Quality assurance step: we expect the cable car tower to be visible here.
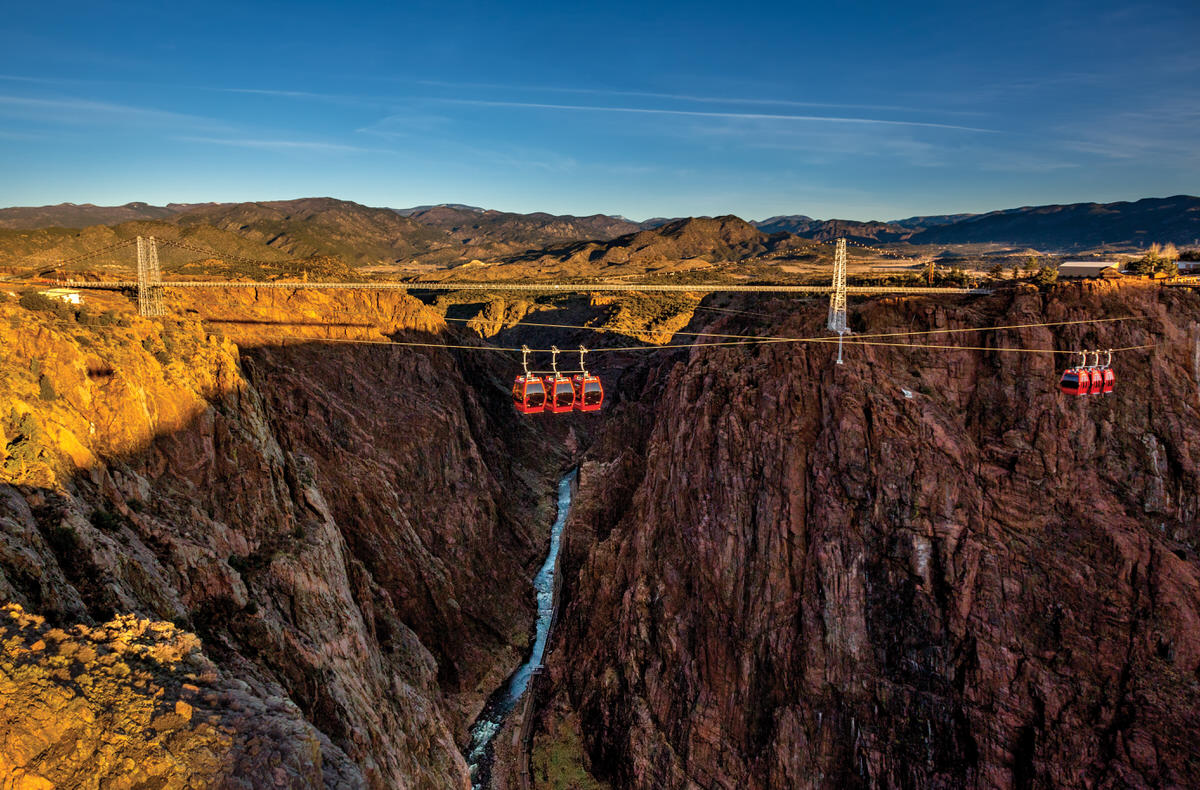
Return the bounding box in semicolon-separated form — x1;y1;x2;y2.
827;238;849;364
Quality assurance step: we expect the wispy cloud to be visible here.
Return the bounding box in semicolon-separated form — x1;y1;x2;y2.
356;115;579;171
177;135;373;153
221;88;333;99
1053;94;1200;164
689;122;953;167
0;95;229;131
431;98;998;133
356;112;454;136
412;78;957;115
213;87;380;108
0;129;48;141
0;74;67;84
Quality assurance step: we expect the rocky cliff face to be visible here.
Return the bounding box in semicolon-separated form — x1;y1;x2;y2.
0;288;558;788
542;281;1200;788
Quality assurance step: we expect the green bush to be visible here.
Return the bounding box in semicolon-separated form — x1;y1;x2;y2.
38;375;56;402
45;523;80;558
90;508;122;532
18;292;63;313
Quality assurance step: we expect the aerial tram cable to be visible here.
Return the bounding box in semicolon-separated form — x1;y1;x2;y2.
250;314;1154;357
441;313;1144;347
239;311;1156;413
836;339;1152;355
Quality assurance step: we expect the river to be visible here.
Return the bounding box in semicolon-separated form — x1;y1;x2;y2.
464;470;575;788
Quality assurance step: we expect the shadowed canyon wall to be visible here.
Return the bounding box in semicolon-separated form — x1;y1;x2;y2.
0;289;562;788
5;281;1200;789
541;281;1200;789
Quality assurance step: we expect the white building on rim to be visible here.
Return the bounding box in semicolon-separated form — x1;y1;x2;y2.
1056;261;1123;279
38;287;83;304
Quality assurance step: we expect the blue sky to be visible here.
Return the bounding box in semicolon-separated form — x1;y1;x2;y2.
1;0;1197;221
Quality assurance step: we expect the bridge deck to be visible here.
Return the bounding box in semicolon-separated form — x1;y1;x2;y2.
64;280;989;295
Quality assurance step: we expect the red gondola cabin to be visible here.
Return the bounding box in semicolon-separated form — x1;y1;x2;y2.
1087;368;1104;395
572;374;604;412
512;376;547;414
1102;367;1115;394
544;375;576;413
1059;368;1089;396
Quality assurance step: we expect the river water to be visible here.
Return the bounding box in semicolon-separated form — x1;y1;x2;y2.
464;470;576;788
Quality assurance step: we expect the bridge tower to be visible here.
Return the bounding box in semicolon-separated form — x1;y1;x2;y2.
136;235;164;317
827;238;849;364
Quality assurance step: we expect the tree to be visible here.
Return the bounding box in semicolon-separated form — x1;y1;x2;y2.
1130;242;1181;276
987;262;1006;279
1033;265;1058;290
1128;256;1157;276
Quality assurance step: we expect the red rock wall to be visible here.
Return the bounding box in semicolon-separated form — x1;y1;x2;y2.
0;289;559;788
546;282;1200;789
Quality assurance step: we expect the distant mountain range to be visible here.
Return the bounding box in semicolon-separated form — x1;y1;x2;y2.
0;202;208;230
0;196;1196;262
750;196;1200;249
902;195;1200;248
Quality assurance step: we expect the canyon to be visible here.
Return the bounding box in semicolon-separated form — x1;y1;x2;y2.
538;280;1200;788
1;278;1199;788
0;287;566;787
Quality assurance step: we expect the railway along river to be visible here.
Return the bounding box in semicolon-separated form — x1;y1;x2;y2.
464;470;576;788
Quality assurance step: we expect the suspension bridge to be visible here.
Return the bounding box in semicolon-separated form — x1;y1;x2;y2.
15;235;1159;384
43;235;988;318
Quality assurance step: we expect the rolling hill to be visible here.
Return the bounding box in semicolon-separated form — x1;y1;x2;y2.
398;204;643;250
168;198;450;267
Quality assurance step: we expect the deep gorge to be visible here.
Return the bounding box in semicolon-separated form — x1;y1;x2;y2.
2;281;1200;788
